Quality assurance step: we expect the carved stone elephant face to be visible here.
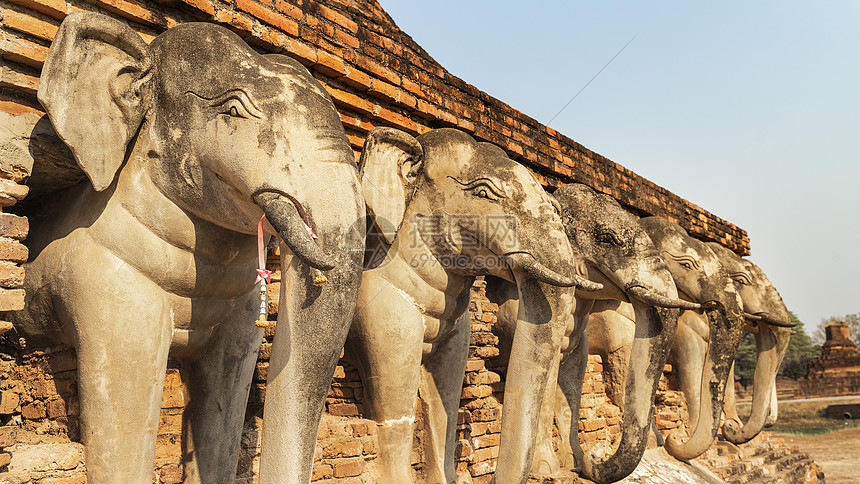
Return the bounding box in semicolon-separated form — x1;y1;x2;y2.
361;127;579;285
26;12;365;483
39;14;358;269
706;243;794;444
638;217;744;461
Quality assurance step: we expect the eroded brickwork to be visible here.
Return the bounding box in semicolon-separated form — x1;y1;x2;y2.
1;0;749;252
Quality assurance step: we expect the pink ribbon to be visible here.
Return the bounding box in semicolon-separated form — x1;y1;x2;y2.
256;215;272;284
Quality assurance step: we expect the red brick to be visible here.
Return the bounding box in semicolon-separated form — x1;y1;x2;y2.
0;238;27;263
257;26;290;51
333;459;364;478
7;0;67;19
159;464;183;484
179;0;215;16
311;463;332;481
0;35;49;69
0;214;28;240
367;78;397;102
0;392;19;414
315;50;347;77
372;107;418;135
285;37;317;65
341;66;372;90
214;10;254;35
274;0;303;21
0;426;16;447
2;9;59;41
46;398;67;418
354;54;400;85
90;0;178;30
334;28;359;49
327;402;358;417
324;85;375;116
316;4;357;33
0;288;24;311
0;263;24;288
322;440;362;458
21;401;46;420
236;0;299;37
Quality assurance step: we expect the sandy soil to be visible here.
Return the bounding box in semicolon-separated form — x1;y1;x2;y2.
772;427;860;484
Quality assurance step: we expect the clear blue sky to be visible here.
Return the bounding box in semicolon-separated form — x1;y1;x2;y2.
379;0;860;329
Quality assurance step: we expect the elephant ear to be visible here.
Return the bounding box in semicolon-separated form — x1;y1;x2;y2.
38;11;153;191
358;127;424;245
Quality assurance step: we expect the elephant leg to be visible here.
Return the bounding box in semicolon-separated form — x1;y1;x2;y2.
419;311;471;484
556;332;588;471
63;263;172;483
347;276;424;483
181;297;263;484
532;350;563;476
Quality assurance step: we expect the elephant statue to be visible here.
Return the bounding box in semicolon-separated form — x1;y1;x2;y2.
489;184;697;483
704;243;794;444
14;12;364;483
346;128;600;483
638;217;745;461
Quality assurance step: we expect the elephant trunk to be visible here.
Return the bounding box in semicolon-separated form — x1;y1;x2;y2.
627;285;701;311
493;277;573;484
721;323;777;443
504;252;602;290
722;323;791;443
665;305;742;461
253;191;335;271
583;303;679;483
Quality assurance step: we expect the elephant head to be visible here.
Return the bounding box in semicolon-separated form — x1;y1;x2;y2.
24;12;364;482
706;243;793;444
549;184;698;482
638;217;745;461
350;127;597;483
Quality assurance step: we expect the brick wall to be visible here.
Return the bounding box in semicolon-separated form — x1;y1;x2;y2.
0;0;749;254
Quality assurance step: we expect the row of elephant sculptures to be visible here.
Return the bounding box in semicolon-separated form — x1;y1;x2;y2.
10;12;793;484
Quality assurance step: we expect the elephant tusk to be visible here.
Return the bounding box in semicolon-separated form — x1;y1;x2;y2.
253;192;336;271
573;274;603;292
504;252;602;289
744;312;763;321
626;285;701;310
755;312;796;328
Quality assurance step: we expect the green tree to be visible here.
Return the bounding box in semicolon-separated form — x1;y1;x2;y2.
778;311;820;379
733;311;820;385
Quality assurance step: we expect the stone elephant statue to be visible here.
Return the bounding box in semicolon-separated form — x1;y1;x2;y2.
638;217;745;461
14;12;365;483
489;184;697;483
346;127;600;483
705;243;794;444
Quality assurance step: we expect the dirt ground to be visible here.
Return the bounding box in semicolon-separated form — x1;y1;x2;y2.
772;427;860;484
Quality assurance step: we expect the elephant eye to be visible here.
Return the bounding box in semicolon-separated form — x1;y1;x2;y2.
222;101;249;119
595;230;623;247
449;177;505;201
473;186;496;200
680;261;694;270
730;272;752;285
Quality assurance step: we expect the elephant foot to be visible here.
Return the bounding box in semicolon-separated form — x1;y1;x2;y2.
530;442;561;477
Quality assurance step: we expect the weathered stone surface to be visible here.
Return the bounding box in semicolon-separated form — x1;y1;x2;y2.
6;442;84;472
0;111;79;190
